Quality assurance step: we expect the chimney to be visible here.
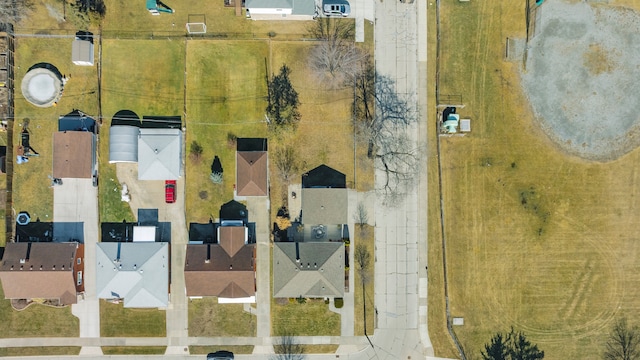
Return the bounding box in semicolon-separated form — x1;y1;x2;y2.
52;265;56;270
205;244;211;263
229;264;233;270
25;243;31;262
295;241;300;263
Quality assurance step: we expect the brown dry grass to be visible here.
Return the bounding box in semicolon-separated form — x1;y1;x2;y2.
354;225;374;336
304;344;339;353
102;347;166;355
12;37;99;220
189;345;255;354
0;347;81;356
434;1;640;359
188;297;256;337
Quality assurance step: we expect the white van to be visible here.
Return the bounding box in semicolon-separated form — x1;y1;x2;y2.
322;0;350;17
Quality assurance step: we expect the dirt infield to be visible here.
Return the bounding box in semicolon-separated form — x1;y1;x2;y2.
520;1;640;161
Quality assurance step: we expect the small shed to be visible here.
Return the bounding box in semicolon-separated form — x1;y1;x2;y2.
72;32;94;66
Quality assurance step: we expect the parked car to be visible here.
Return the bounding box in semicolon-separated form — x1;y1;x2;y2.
207;350;234;360
165;180;176;203
322;0;350;17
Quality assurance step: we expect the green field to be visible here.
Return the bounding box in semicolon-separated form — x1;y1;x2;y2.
432;1;640;359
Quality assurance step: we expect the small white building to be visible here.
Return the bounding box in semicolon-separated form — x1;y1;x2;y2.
245;0;316;20
72;39;94;66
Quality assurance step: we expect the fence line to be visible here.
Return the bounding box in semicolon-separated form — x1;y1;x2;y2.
13;28;323;42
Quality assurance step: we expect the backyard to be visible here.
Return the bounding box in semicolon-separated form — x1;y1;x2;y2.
12;36;99;221
433;0;640;359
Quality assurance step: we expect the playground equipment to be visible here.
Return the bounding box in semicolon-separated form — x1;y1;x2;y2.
147;0;174;15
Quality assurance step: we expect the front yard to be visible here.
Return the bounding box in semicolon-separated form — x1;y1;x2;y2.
188;297;256;337
100;300;166;337
0;287;79;338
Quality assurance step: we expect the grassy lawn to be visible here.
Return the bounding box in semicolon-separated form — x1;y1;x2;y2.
190;345;254;355
12;37;99;219
272;298;340;336
0;287;79;338
102;347;166;355
98;38;185;221
268;40;373;221
102;0;311;38
435;1;640;359
184;40;269;222
100;300;166;337
188;297;256;337
0;347;81;357
304;344;339;354
426;0;457;357
354;225;374;336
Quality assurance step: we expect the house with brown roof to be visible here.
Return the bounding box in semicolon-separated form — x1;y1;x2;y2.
0;242;84;306
53;110;97;179
185;225;256;303
236;138;268;197
53;131;96;179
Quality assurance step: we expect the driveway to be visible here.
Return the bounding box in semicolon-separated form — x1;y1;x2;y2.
54;178;99;339
115;163;189;355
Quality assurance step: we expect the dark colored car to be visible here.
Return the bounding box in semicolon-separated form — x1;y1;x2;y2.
207;350;234;360
165;180;176;203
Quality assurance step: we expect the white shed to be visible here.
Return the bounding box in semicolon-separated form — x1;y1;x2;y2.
72;39;94;66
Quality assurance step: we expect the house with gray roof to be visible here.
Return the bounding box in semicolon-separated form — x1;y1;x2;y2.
301;164;348;226
96;242;169;308
138;128;182;180
245;0;316;20
273;241;344;298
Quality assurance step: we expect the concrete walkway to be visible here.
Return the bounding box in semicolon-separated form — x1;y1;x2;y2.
246;196;272;352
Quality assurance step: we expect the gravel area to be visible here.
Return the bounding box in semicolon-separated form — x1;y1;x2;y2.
520;1;640;161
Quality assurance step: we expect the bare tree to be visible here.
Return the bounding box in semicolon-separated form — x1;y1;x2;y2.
307;17;355;43
307;17;366;87
355;71;421;206
0;0;32;24
354;244;371;279
274;145;298;183
605;318;640;360
272;333;306;360
353;202;369;235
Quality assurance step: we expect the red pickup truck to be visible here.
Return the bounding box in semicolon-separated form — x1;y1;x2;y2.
165;180;176;203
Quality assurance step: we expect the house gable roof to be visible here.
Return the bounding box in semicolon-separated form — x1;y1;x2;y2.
301;188;348;225
138;128;182;180
302;164;346;188
96;242;168;308
184;235;255;298
236;151;268;196
273;242;344;298
0;242;79;304
53;131;95;179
